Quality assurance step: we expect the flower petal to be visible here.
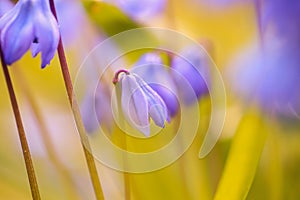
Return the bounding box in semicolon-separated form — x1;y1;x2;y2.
133;74;170;126
121;74;150;136
148;104;166;127
0;1;20;28
34;4;59;68
31;42;40;57
132;53;179;116
1;2;34;65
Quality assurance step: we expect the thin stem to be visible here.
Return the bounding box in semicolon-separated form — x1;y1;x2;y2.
0;49;41;199
12;67;81;200
49;1;105;199
113;69;130;84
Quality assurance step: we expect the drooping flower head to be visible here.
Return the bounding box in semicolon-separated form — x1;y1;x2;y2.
0;0;59;68
113;69;170;137
171;46;210;105
132;53;179;117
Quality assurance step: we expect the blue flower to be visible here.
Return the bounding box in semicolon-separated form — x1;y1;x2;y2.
55;0;87;45
171;46;210;104
81;83;114;133
228;40;300;118
228;0;300;119
113;0;166;21
114;70;170;137
0;0;59;68
132;53;179;117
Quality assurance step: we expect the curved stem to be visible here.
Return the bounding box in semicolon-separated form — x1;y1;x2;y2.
113;69;130;85
49;1;105;199
12;66;81;200
0;49;41;200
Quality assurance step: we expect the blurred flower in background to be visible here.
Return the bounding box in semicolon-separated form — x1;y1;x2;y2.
110;0;167;21
55;0;90;45
228;0;300;119
191;0;248;9
171;46;210;105
81;83;114;133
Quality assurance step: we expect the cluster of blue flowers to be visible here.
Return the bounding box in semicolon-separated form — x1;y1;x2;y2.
2;0;298;135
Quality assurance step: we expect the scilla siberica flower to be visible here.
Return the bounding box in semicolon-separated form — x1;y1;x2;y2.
0;0;59;68
113;70;170;137
132;53;179;117
171;46;210;104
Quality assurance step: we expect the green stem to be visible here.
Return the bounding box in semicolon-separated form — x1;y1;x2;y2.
0;49;41;199
12;67;81;200
214;110;267;200
49;1;105;199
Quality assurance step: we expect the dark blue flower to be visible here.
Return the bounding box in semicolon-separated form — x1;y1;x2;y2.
0;0;59;68
171;46;210;105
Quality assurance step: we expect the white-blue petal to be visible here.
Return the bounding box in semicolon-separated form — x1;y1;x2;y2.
133;74;170;126
121;74;150;136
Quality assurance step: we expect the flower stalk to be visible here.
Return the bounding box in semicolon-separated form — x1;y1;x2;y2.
49;1;105;199
0;48;41;200
12;66;81;200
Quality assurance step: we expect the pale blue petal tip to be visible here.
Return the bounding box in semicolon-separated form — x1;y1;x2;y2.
119;72;170;136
